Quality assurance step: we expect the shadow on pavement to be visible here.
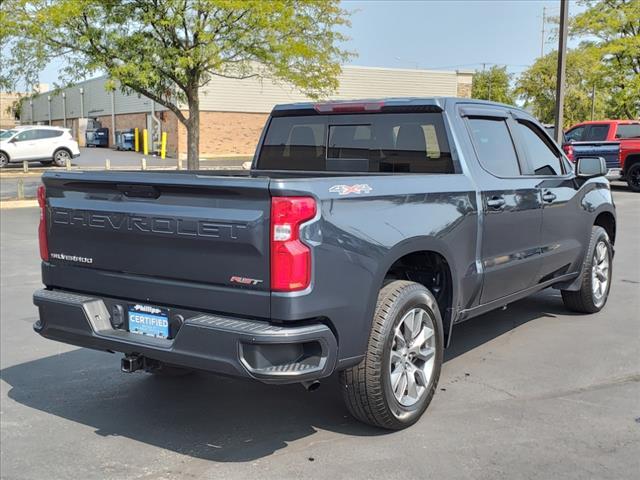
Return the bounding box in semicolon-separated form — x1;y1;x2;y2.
1;289;574;462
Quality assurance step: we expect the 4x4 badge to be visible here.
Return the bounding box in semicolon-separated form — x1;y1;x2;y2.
329;184;373;196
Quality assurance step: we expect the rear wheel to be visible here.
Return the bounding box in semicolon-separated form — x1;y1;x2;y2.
53;149;71;167
561;226;612;313
340;280;443;430
0;152;8;168
626;162;640;192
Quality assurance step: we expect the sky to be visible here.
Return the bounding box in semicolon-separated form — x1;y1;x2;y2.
32;0;586;88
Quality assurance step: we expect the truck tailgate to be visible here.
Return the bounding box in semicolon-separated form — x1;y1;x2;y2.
41;171;271;317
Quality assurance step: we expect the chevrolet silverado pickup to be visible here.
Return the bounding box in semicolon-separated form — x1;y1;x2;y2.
33;98;616;429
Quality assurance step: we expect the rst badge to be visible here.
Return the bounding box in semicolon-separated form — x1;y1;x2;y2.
329;184;373;196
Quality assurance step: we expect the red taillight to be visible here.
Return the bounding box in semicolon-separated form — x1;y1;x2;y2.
564;144;575;163
270;196;316;292
37;184;49;261
314;101;384;114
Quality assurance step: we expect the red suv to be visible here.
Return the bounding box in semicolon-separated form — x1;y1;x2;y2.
565;120;640;192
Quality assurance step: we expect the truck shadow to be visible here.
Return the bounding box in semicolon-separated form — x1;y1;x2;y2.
1;290;573;463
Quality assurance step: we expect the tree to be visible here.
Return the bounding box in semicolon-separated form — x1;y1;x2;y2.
516;46;607;127
571;0;640;119
471;66;515;105
518;0;639;124
1;0;352;169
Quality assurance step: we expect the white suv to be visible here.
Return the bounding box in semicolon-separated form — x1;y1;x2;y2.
0;126;80;168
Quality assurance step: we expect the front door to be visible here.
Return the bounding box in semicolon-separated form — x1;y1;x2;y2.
510;118;585;280
464;112;544;305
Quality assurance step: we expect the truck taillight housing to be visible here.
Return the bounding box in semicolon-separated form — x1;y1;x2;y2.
564;144;575;163
270;196;316;292
37;184;49;261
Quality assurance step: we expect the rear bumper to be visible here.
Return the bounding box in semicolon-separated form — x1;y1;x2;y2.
33;289;337;384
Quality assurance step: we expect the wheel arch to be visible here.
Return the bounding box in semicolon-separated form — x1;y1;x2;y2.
368;236;460;348
0;149;10;162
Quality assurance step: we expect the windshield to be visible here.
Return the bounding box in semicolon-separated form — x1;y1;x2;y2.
0;129;18;140
258;112;453;173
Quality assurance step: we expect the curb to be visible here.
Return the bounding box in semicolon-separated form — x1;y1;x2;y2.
0;199;38;209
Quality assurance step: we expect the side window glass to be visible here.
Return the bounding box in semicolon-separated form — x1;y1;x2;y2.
15;130;37;141
515;122;563;176
585;125;609;141
565;126;585;142
467;118;521;177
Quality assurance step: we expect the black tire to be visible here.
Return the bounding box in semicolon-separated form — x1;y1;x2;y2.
40;160;53;166
626;162;640;192
53;148;72;167
0;152;8;168
340;280;444;430
561;226;612;313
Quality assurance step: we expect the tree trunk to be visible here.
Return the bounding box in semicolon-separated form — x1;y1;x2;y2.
186;95;200;170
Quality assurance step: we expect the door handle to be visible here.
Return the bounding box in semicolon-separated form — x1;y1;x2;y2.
487;196;505;209
542;191;557;203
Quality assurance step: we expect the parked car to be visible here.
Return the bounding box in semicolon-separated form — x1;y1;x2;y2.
0;126;80;168
33;98;616;430
565;120;640;191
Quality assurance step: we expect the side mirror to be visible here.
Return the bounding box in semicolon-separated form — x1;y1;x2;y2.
576;156;607;179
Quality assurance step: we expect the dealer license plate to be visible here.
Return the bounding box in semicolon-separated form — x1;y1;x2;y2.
128;304;169;339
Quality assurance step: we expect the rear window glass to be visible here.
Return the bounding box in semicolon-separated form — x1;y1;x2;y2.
616;124;640;139
585;125;610;141
258;113;453;173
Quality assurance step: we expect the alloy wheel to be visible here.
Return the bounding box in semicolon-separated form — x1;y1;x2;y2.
389;308;436;407
591;240;610;307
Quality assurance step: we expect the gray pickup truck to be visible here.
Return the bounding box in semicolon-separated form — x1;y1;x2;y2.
33;98;616;429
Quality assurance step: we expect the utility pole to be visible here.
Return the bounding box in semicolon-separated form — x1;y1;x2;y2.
591;85;596;120
541;6;546;57
553;0;569;145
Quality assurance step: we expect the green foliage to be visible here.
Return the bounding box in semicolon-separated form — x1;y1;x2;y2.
571;0;640;119
516;47;607;127
1;0;353;168
471;66;515;105
518;0;639;125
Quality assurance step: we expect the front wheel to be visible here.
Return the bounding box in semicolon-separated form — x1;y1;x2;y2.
626;162;640;192
0;152;8;168
340;280;444;430
561;226;612;313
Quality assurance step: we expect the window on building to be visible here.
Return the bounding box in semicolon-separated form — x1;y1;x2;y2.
467;118;521;177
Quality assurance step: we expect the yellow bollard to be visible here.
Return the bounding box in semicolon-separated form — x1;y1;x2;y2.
160;132;167;159
143;129;148;155
134;128;139;152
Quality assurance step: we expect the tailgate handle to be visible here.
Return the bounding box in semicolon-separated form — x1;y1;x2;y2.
117;184;161;199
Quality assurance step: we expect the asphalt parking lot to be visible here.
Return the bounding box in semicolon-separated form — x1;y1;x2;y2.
0;148;249;200
1;187;638;480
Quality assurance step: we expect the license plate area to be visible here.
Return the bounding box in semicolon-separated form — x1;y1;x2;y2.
128;304;170;339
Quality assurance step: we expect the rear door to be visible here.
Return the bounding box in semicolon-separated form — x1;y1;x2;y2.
42;171;272;317
462;108;544;304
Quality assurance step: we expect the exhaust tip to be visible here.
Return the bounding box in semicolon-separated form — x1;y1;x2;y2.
301;380;321;392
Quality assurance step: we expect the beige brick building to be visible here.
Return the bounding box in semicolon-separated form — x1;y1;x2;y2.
21;67;473;159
